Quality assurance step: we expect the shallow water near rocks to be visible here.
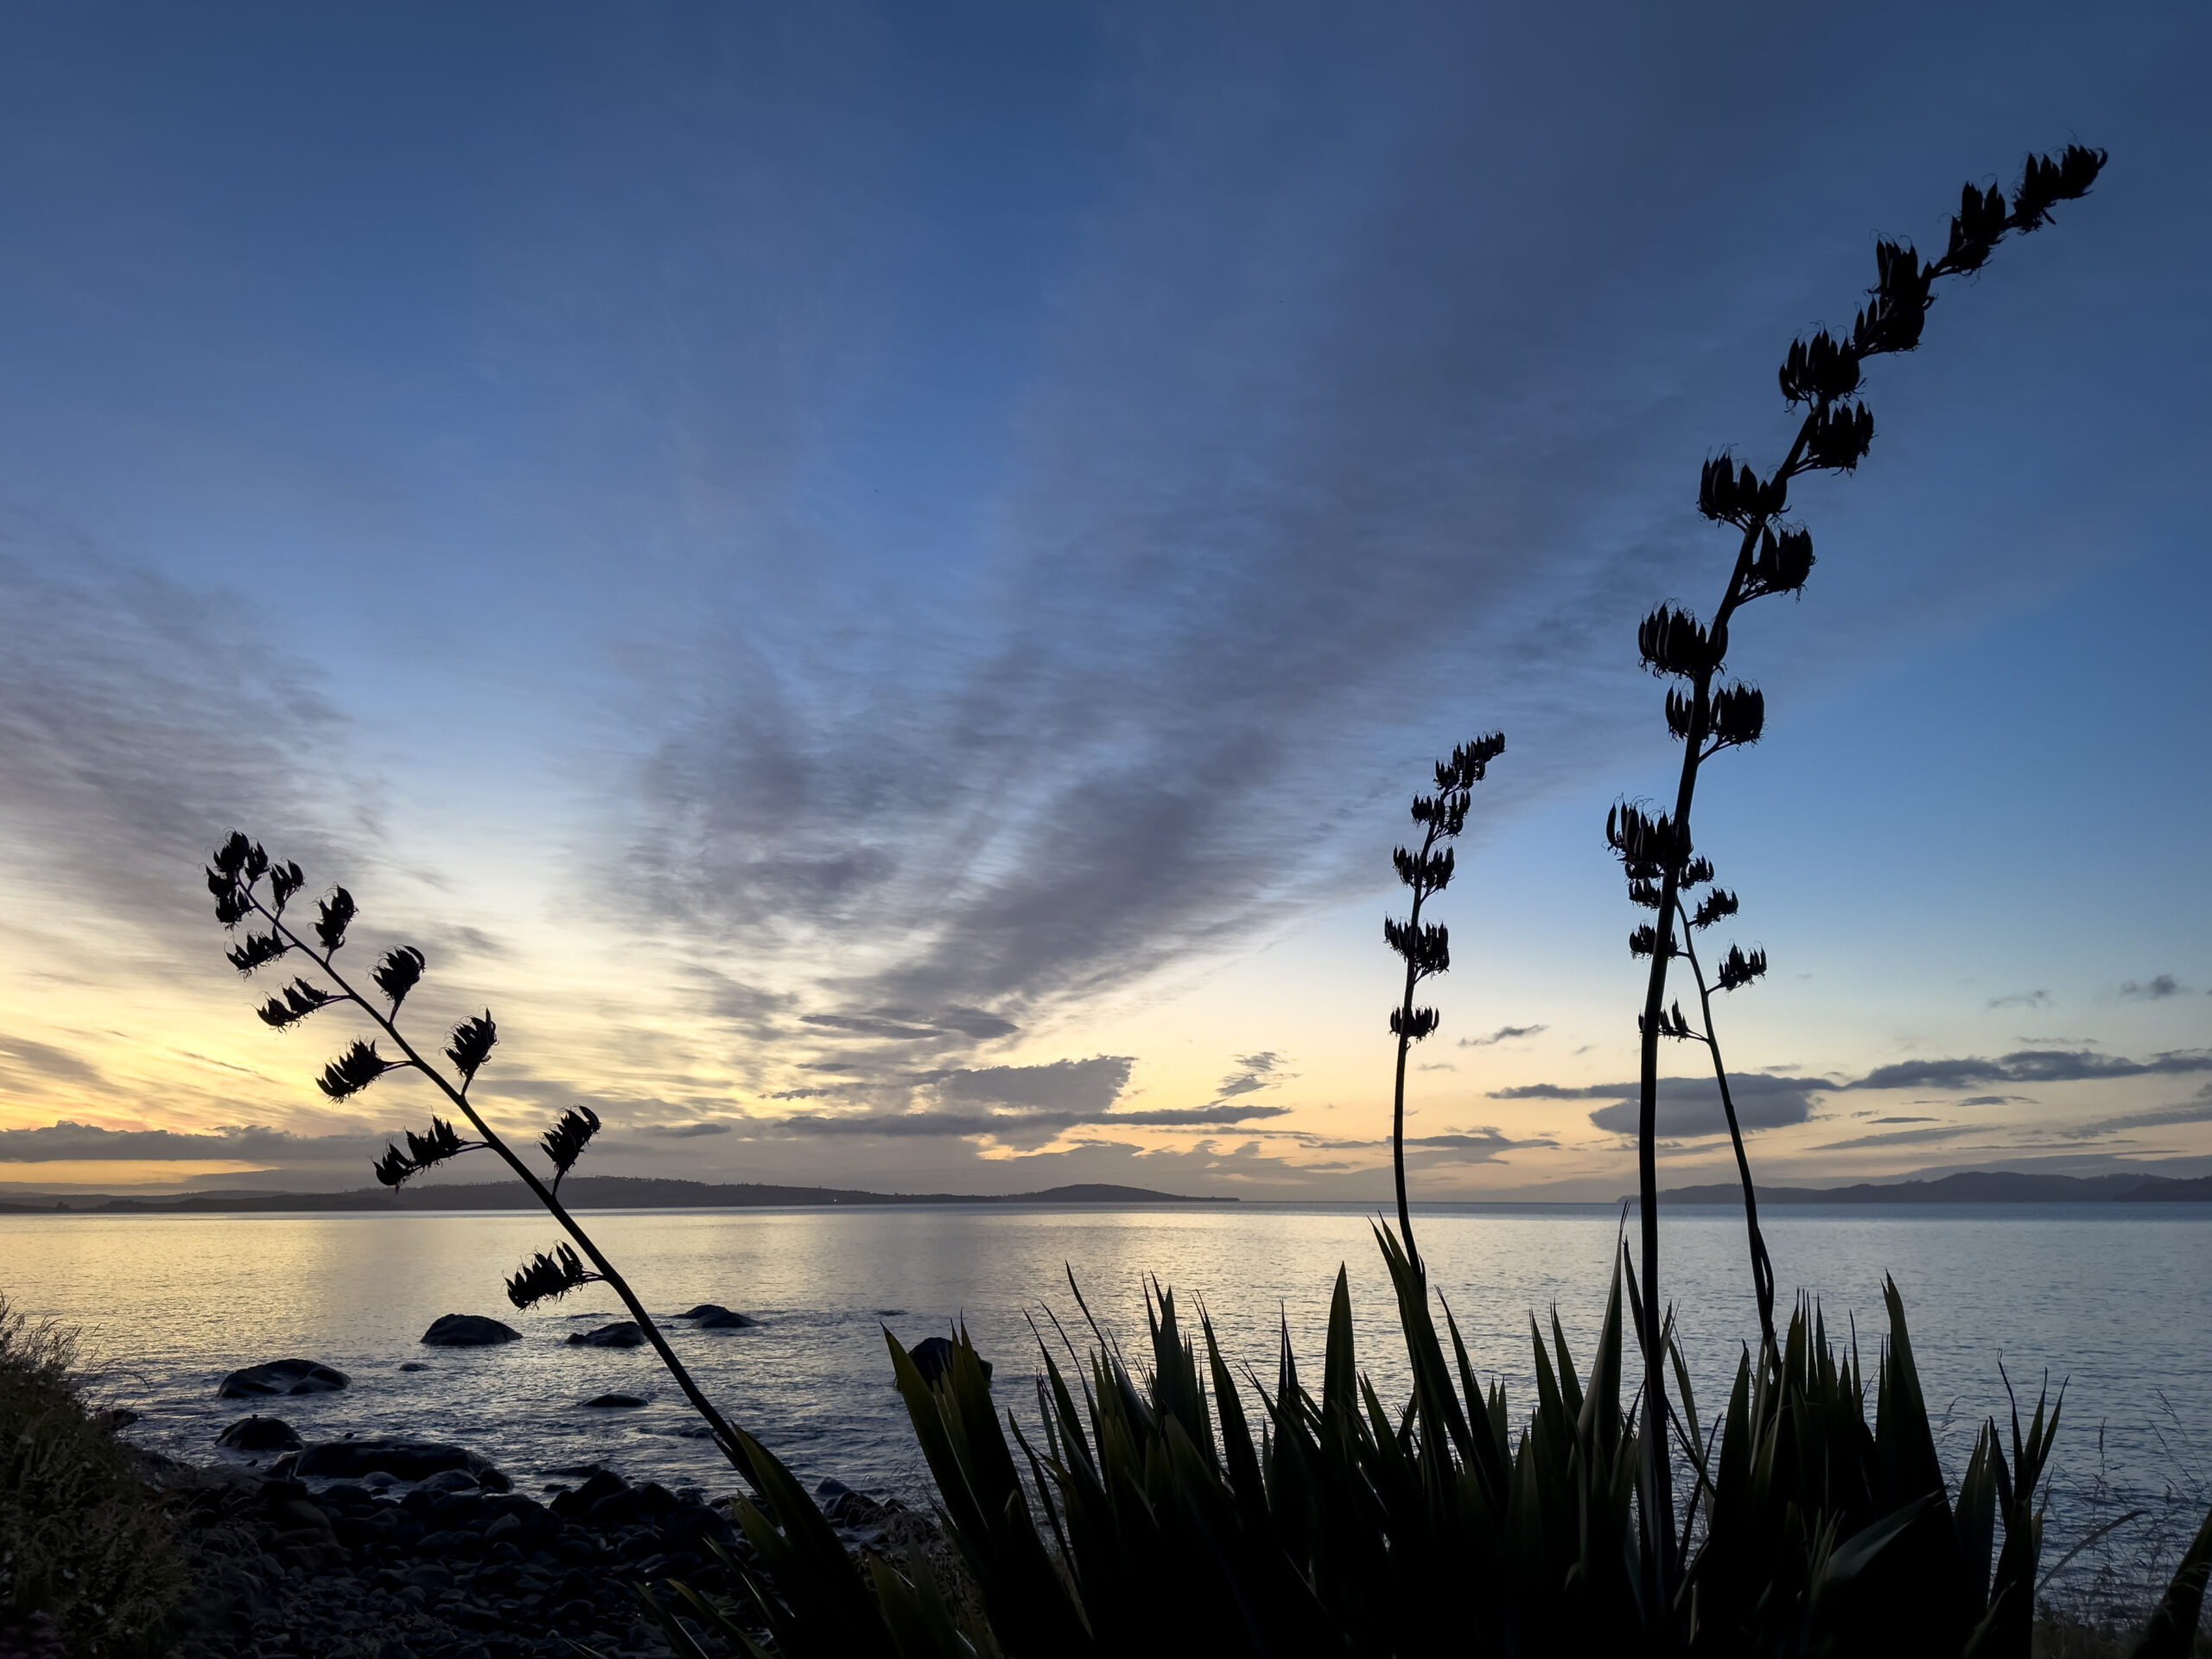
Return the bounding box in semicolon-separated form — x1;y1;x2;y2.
8;1199;2209;1608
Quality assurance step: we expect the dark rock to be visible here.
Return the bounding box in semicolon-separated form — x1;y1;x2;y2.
427;1491;488;1529
550;1532;597;1567
420;1469;481;1495
575;1470;628;1505
823;1488;887;1529
908;1336;991;1386
217;1414;302;1452
675;1303;758;1327
580;1394;645;1408
296;1439;499;1484
96;1406;141;1431
482;1513;526;1546
398;1361;429;1372
586;1490;649;1530
550;1470;628;1523
565;1322;645;1349
217;1358;350;1398
421;1314;522;1348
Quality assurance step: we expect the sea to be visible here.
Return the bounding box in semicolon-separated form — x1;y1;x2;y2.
6;1200;2208;1613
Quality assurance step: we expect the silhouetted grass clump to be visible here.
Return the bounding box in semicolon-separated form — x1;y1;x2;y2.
0;1298;182;1657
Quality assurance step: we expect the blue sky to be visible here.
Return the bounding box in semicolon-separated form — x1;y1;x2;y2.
0;1;2206;1198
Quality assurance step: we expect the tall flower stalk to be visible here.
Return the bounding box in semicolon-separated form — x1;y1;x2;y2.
1605;144;2107;1631
1383;733;1503;1268
202;832;754;1480
1647;868;1775;1357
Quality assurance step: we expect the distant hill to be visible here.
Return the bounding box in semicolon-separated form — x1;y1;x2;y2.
0;1175;1233;1215
1656;1171;2188;1205
1015;1184;1233;1204
2121;1174;2212;1202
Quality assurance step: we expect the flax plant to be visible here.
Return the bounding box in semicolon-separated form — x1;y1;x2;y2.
642;1225;2212;1659
1605;144;2107;1625
1382;733;1504;1267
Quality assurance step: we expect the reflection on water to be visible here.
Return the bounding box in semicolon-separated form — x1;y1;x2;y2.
5;1202;2208;1535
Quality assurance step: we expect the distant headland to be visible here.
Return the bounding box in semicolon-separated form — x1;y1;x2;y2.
0;1176;1238;1215
1655;1169;2212;1205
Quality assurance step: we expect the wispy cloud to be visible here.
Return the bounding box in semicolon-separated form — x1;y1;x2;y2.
0;1120;375;1164
0;1033;108;1089
925;1058;1133;1112
1811;1122;1981;1151
1847;1049;2212;1090
1493;1073;1825;1139
1459;1024;1547;1047
1213;1052;1286;1098
1986;989;2050;1010
2055;1084;2212;1141
0;550;359;942
2119;975;2186;1001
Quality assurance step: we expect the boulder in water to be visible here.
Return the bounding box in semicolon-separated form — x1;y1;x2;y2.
217;1358;349;1398
582;1393;646;1408
907;1336;990;1386
676;1303;757;1329
216;1414;302;1452
567;1321;645;1349
420;1313;521;1347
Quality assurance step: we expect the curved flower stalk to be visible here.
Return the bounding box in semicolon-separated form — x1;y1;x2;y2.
1605;144;2107;1632
202;831;755;1481
1382;733;1504;1269
1641;858;1776;1359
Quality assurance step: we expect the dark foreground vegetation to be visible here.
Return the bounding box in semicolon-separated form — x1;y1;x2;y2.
0;1298;181;1657
146;144;2212;1658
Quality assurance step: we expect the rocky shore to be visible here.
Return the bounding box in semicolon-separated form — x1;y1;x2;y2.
156;1447;924;1659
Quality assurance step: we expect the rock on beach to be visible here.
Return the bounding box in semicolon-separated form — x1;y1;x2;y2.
163;1440;941;1659
216;1358;349;1398
295;1439;510;1489
216;1415;302;1452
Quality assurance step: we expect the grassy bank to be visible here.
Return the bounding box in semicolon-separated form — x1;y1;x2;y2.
0;1296;183;1657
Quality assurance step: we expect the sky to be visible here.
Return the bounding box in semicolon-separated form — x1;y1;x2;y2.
0;1;2207;1201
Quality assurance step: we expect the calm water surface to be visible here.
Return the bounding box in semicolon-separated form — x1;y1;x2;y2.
6;1200;2208;1592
